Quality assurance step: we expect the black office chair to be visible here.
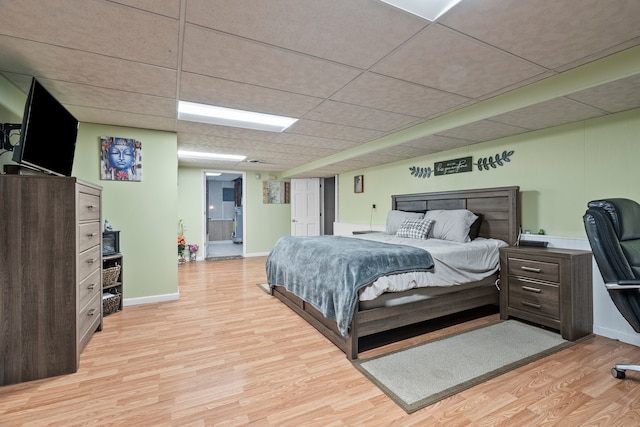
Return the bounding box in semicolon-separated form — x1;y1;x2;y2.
584;198;640;379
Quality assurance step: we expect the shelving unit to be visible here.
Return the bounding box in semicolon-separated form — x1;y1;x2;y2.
103;252;124;314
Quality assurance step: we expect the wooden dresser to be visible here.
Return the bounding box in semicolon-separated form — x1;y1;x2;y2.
0;174;102;385
499;246;593;341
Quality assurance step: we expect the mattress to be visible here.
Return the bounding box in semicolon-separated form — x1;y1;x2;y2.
352;233;507;301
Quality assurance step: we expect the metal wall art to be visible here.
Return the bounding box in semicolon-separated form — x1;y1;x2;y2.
409;150;514;179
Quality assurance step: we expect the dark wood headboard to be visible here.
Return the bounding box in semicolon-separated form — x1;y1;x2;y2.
392;186;520;245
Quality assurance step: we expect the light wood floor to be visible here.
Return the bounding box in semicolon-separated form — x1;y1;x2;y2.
3;257;640;426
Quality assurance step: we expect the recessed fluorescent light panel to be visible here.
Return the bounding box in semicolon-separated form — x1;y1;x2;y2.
379;0;462;21
178;101;298;132
205;172;222;176
178;150;246;162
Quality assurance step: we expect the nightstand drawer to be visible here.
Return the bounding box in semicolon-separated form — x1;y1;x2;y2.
508;277;559;319
508;257;559;282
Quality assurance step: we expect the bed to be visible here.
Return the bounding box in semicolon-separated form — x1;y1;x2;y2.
267;186;520;359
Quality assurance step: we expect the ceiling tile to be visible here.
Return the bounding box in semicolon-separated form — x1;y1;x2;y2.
179;133;339;158
109;0;181;18
276;134;360;151
0;36;177;97
439;0;640;70
489;97;606;130
303;100;420;132
41;79;176;118
72;106;177;132
185;0;427;69
436;120;529;142
372;24;547;98
181;25;361;98
567;74;640;114
331;72;471;118
178;121;282;142
285;120;384;143
0;0;179;68
179;72;322;118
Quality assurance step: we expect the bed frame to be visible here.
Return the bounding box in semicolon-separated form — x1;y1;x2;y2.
271;186;520;359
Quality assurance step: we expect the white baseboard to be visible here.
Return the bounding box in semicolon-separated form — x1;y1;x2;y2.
123;292;180;307
594;325;640;347
246;251;270;257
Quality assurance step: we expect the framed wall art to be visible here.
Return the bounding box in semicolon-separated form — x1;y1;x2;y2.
354;175;364;193
100;136;143;181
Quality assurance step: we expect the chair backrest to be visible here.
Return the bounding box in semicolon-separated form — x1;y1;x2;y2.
584;198;640;332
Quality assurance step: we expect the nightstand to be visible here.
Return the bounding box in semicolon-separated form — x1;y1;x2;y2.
499;246;593;341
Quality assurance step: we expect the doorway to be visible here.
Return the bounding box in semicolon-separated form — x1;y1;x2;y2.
204;170;245;259
290;177;337;236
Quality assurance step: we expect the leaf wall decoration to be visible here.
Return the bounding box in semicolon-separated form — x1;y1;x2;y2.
474;150;514;171
409;166;432;178
410;150;514;178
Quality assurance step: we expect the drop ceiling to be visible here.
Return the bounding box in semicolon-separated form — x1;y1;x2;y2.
0;0;639;178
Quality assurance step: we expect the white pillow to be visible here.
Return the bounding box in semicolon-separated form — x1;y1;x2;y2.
395;218;435;239
385;210;424;234
423;209;478;243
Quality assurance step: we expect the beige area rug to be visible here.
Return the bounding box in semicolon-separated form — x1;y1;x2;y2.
353;320;583;414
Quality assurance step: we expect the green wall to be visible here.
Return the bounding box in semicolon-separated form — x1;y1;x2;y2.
244;174;291;254
177;167;204;257
74;123;179;300
338;108;640;238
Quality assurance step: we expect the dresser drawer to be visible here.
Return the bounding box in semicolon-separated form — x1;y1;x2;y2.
78;192;100;221
78;222;101;253
79;292;101;348
508;257;559;282
508;277;559;319
78;268;101;310
78;245;101;281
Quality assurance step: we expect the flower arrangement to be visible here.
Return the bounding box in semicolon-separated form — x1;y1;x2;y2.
178;219;186;259
188;244;199;254
178;235;186;257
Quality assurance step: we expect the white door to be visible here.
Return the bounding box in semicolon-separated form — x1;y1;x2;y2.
291;178;321;236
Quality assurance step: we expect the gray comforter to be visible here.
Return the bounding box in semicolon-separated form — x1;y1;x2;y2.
266;235;434;337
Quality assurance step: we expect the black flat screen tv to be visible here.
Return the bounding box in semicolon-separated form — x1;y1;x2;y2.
12;78;79;176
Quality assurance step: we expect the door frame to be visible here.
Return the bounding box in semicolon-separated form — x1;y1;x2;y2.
201;169;246;258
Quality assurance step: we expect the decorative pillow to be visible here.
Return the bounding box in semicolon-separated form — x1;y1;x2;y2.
395;218;435;239
468;214;483;240
385;210;424;234
423;209;479;243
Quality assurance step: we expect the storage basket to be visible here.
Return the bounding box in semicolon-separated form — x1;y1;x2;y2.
102;265;121;287
103;292;121;316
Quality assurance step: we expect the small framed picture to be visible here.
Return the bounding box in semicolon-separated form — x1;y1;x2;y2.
354;175;364;193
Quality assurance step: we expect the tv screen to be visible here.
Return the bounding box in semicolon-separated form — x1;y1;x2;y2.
12;78;79;176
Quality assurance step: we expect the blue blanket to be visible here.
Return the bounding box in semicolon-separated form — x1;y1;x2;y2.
266;236;434;337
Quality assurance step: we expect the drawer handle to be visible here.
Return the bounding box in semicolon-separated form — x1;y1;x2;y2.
87;258;98;264
522;285;542;293
87;232;98;237
520;266;542;273
86;205;96;210
87;283;96;290
522;301;542;310
88;309;97;317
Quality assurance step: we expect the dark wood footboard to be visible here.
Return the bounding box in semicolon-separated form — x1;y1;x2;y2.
272;277;498;359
